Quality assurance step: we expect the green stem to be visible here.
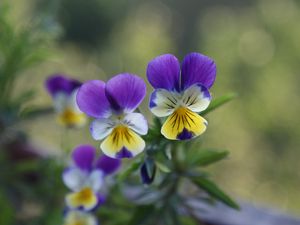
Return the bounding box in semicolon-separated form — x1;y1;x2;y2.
60;127;71;154
156;143;183;225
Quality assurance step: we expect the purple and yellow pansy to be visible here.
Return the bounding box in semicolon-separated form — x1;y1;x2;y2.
63;145;120;211
147;52;216;140
45;75;87;127
76;73;148;159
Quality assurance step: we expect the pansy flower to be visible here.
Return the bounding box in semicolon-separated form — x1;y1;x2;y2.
147;53;216;140
76;73;148;159
45;74;87;127
63;145;121;211
64;210;98;225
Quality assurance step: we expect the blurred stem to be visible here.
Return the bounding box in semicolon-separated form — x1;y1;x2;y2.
60;127;70;153
157;142;183;224
172;142;185;174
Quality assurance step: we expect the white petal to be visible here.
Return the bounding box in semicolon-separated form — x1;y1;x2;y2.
85;169;104;192
123;113;148;135
182;84;211;112
53;92;68;112
68;89;82;113
90;118;115;140
149;89;180;117
62;167;87;191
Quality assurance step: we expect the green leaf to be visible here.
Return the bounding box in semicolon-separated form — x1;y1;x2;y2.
19;106;53;120
190;149;229;167
155;161;171;173
200;92;237;116
117;160;141;181
192;177;240;210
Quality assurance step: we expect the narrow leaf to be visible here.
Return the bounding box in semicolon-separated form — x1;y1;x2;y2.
192;177;240;210
155;161;171;173
200;92;237;116
19;107;53;120
190;149;229;167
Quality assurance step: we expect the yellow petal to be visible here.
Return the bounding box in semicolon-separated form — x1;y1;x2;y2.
161;107;207;140
66;187;98;210
100;125;145;158
57;108;87;127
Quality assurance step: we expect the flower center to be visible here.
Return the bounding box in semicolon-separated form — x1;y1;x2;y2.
76;187;94;202
110;125;131;145
161;106;207;140
58;108;86;126
66;187;98;210
174;106;189;115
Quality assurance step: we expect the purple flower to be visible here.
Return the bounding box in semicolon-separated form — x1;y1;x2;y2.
76;73;148;159
63;145;121;211
147;53;216;140
45;74;87;128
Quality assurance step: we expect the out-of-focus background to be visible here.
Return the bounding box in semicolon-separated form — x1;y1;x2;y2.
1;0;300;223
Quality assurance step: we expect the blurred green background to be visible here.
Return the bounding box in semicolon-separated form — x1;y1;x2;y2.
1;0;300;223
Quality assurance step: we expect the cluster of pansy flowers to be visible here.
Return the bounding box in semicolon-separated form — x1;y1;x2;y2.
62;145;120;225
45;52;216;224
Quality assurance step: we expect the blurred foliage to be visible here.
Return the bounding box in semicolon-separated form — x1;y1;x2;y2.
0;152;65;225
34;0;134;48
0;4;52;132
0;3;61;224
198;0;300;213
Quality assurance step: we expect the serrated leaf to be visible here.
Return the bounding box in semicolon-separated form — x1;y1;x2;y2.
155;161;171;173
117;160;141;181
190;149;229;167
192;177;240;210
200;92;237;116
